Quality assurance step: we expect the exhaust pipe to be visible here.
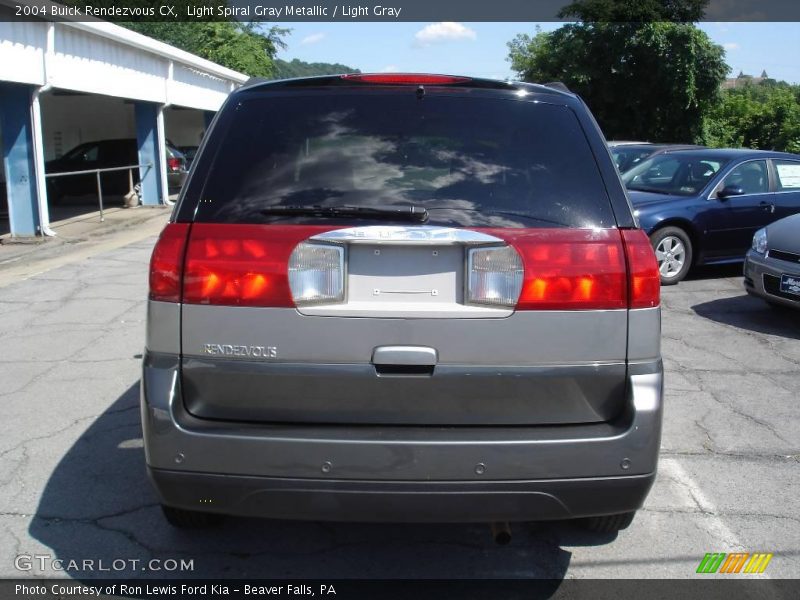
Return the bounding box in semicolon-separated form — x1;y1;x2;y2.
490;521;512;545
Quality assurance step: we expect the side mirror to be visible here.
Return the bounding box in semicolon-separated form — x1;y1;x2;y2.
718;185;744;200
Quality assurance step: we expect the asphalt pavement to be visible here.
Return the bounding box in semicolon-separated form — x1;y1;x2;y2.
0;235;797;582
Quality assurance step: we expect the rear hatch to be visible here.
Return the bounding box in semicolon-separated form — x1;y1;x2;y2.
170;76;657;426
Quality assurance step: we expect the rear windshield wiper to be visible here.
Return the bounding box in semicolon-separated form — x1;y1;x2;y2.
260;205;429;222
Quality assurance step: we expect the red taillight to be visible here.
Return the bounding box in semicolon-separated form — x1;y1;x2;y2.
475;228;661;310
182;224;337;307
167;157;181;172
340;73;471;85
482;229;628;310
149;223;190;303
621;229;661;309
472;229;628;310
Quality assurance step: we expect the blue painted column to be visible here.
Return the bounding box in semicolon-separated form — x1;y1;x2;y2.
134;102;164;206
0;83;41;236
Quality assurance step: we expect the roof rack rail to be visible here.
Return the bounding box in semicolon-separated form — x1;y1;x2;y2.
240;76;271;89
544;81;571;93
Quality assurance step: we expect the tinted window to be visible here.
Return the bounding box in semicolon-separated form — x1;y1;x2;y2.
63;143;99;162
611;147;654;172
191;93;615;228
622;154;728;196
774;160;800;191
721;160;768;194
100;140;137;165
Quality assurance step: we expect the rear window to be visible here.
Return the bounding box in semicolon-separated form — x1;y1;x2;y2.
191;92;615;228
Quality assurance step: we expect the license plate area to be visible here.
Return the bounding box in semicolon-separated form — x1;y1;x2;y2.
348;245;463;305
779;273;800;297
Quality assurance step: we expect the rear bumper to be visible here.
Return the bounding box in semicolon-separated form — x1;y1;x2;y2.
141;352;663;522
744;250;800;309
148;468;655;523
167;171;187;191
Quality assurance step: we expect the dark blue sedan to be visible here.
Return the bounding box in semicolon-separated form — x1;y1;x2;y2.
622;149;800;283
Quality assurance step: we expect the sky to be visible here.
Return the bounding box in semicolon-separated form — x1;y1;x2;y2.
272;22;800;84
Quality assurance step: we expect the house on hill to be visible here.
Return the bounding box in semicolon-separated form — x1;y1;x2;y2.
722;70;770;89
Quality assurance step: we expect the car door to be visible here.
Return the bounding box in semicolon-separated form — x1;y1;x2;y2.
57;142;102;196
771;158;800;220
705;159;774;259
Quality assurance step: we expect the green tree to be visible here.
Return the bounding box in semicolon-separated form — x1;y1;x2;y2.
703;82;800;152
508;22;727;142
63;0;287;76
558;0;707;21
124;21;288;77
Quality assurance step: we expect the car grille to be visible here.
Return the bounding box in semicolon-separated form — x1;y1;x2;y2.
768;249;800;264
763;274;800;302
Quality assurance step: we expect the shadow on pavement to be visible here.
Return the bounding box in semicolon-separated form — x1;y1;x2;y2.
685;263;743;281
29;381;625;584
692;293;800;340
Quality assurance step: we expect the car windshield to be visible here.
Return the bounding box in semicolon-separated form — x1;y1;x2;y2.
622;154;729;196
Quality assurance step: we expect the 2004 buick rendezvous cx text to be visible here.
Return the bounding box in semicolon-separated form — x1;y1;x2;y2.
142;73;663;536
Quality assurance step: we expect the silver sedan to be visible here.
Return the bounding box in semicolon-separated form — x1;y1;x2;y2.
744;213;800;309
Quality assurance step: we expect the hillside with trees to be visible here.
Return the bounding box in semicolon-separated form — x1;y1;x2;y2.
704;80;800;153
272;59;360;80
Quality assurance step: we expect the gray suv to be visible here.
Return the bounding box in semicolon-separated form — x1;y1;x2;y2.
143;74;663;535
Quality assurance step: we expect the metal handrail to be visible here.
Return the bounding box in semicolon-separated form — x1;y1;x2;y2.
45;163;153;222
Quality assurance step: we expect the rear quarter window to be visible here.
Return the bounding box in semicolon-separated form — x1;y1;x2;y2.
189;92;616;228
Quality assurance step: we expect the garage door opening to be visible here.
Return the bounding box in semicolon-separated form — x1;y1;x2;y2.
40;90;144;224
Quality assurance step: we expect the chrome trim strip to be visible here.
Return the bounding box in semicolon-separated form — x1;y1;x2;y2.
311;225;504;245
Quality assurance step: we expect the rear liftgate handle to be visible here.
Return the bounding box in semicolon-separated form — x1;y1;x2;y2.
372;345;437;376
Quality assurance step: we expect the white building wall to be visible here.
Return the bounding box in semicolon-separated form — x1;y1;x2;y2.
0;19;246;110
0;21;47;86
50;26;167;104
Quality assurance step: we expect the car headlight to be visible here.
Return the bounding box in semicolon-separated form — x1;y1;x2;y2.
751;228;768;255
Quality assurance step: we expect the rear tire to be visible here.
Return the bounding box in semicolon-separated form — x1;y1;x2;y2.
161;505;223;529
580;511;636;533
650;227;693;285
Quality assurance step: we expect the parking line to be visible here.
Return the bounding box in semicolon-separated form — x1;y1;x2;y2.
659;457;771;577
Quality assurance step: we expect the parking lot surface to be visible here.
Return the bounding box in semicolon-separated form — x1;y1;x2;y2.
0;237;797;580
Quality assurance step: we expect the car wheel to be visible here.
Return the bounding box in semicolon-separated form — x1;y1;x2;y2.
580;511;636;533
161;505;224;529
651;227;693;285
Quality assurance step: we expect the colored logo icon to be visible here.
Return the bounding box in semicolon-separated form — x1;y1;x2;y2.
696;553;773;574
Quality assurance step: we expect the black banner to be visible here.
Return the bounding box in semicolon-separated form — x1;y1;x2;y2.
2;579;800;600
2;0;800;22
